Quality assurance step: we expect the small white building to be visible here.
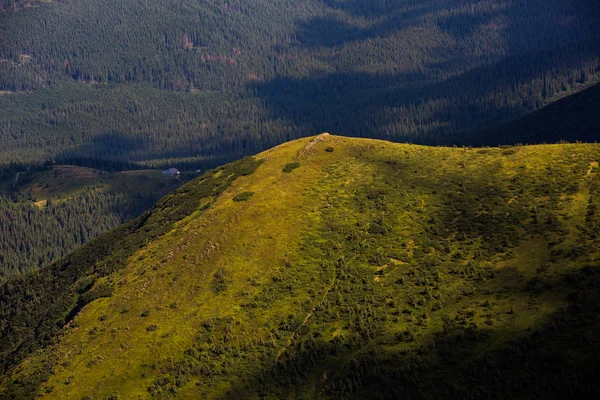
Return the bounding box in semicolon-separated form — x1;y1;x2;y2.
162;168;180;177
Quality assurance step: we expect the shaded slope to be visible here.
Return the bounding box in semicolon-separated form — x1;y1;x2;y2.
1;0;600;165
0;166;184;280
472;82;600;145
1;135;600;399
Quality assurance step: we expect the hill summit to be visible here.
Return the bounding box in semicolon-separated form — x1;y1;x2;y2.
1;134;600;399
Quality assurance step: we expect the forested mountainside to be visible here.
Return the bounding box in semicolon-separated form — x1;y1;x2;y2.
472;81;600;145
0;0;34;12
1;0;600;166
1;135;599;399
0;164;184;281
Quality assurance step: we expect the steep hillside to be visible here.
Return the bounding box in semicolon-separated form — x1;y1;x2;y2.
1;135;600;399
471;81;600;145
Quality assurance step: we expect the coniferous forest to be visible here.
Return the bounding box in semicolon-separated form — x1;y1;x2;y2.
0;162;184;280
1;0;600;167
0;190;158;280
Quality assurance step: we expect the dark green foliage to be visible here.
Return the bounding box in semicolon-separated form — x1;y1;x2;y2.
476;82;600;145
282;162;301;173
368;222;387;235
79;280;113;307
212;268;231;293
0;161;184;281
0;190;157;281
232;192;254;202
1;1;600;167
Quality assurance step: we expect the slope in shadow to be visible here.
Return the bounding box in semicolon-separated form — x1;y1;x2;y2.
250;39;600;146
471;82;600;145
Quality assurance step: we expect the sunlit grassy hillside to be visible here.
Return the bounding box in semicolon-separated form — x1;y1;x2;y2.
1;134;599;399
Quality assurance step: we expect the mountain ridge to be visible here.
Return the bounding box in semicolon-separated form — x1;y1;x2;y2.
1;134;600;399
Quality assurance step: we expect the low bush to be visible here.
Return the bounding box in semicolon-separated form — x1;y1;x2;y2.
233;192;254;202
283;162;300;173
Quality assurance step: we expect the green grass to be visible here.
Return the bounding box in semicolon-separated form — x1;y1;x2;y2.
1;135;600;399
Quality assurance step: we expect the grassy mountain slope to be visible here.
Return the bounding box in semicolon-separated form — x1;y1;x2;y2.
1;135;600;399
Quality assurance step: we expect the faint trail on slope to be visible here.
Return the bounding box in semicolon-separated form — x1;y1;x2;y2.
274;253;360;363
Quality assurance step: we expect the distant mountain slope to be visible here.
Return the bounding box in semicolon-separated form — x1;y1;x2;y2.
472;82;600;145
1;1;599;165
1;135;599;399
0;0;38;12
0;165;184;280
